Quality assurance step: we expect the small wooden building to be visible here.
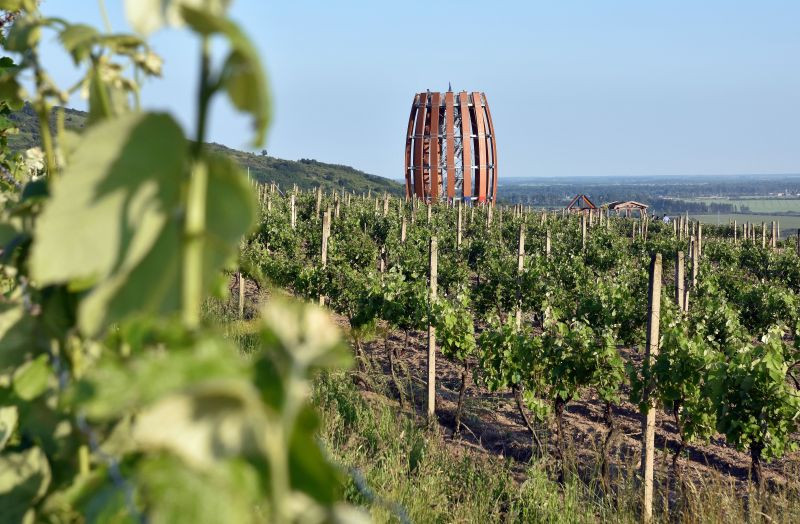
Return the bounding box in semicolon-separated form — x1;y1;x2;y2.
565;194;597;214
606;200;648;218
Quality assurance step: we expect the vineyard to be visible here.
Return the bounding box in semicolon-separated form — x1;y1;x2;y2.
0;1;798;522
241;187;800;519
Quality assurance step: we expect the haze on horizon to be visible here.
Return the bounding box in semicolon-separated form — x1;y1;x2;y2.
35;0;800;180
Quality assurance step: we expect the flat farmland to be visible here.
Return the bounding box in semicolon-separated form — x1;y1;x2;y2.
686;197;800;213
690;213;800;238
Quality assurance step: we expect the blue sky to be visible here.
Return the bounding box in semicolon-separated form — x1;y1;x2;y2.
34;0;800;179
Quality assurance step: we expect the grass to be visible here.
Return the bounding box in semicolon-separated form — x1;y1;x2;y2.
313;370;635;523
312;369;800;523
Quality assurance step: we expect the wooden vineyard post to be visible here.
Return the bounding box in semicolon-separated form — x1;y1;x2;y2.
581;214;587;251
691;237;698;289
632;221;636;241
546;230;551;258
383;193;389;217
315;187;322;219
516;224;525;329
733;219;737;243
762;222;766;249
427;236;438;420
675;251;685;312
771;221;777;248
769;221;774;248
457;203;463;249
642;253;662;524
401;216;407;243
470;206;474;226
238;271;245;319
335;195;341;220
685;238;696;311
290;194;296;230
697;223;703;258
427;203;432;224
319;210;331;306
796;228;800;256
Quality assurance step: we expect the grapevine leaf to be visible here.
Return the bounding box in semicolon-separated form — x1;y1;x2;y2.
73;338;247;420
59;24;99;64
0;446;52;523
124;0;232;35
135;454;260;524
260;299;351;371
0;405;18;450
5;15;41;52
131;382;267;471
30;112;185;334
12;354;51;401
0;303;37;373
288;405;343;504
0;1;24;11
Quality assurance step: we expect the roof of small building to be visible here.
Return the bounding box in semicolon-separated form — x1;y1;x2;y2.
606;200;649;209
565;194;597;210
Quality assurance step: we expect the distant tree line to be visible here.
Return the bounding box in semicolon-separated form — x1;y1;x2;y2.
499;177;800;215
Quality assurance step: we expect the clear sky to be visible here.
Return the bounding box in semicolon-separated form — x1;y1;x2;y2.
33;0;800;179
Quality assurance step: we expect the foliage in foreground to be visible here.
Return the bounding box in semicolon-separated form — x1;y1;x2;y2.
0;1;361;522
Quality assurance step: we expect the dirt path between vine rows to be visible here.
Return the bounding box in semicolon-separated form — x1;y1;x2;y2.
330;315;800;496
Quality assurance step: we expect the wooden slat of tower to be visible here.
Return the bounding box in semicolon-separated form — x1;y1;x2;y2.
429;92;441;200
404;94;418;198
413;92;428;199
484;95;498;204
472;92;488;202
459;91;472;199
445;91;456;200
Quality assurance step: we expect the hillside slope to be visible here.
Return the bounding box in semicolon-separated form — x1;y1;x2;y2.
8;104;403;195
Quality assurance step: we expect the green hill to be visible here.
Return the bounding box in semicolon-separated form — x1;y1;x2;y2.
8;104;403;196
8;103;88;151
205;142;401;195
